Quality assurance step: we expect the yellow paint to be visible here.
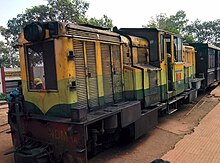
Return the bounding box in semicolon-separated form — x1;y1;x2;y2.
120;45;125;92
95;42;103;76
124;65;142;91
22;78;77;113
55;38;75;80
144;69;149;89
95;42;104;97
130;36;149;47
183;45;196;78
159;32;167;87
132;48;138;64
19;36;77;113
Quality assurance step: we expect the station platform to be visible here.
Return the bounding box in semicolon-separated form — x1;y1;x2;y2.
161;86;220;163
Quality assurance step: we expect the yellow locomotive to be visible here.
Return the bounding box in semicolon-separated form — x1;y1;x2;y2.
7;21;203;163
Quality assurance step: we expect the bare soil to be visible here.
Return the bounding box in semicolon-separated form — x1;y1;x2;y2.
0;93;219;163
89;93;220;163
0;104;13;163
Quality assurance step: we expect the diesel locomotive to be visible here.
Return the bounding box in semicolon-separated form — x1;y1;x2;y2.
6;21;220;163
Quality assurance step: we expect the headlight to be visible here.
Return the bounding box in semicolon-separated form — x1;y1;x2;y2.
24;22;45;42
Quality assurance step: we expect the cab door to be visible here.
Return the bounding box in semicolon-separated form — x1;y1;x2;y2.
74;40;99;110
101;43;123;105
165;35;174;92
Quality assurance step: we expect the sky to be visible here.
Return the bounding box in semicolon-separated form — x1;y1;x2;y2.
0;0;220;28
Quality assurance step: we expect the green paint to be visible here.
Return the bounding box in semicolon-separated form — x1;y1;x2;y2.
160;84;168;100
24;101;75;117
175;80;185;95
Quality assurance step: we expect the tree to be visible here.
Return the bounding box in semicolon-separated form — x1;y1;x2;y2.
0;26;19;67
145;10;188;35
185;19;220;43
145;13;168;29
86;15;113;28
47;0;89;23
144;10;196;43
2;0;113;67
6;0;89;45
145;10;220;44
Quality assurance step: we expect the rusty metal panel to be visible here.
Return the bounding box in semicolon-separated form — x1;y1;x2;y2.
148;70;160;105
99;35;120;42
137;47;147;64
86;41;99;108
73;39;88;108
121;101;141;128
112;45;123;102
68;29;97;39
67;28;120;43
23;118;87;162
149;71;157;88
101;43;114;104
184;67;189;84
123;44;131;65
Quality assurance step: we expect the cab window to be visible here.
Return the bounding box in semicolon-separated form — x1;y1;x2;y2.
174;37;182;62
160;34;164;61
26;40;57;90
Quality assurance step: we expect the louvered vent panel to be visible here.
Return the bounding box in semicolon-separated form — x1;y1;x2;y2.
73;40;88;108
101;44;114;104
86;42;99;108
112;45;123;102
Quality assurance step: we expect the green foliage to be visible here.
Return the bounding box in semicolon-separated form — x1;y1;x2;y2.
6;0;90;44
1;0;113;67
145;10;188;35
144;10;220;44
86;15;113;28
183;34;195;43
0;26;19;67
185;19;220;43
47;0;89;23
0;93;8;100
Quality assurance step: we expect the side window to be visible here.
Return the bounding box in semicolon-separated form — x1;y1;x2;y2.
174;37;178;61
208;50;211;68
177;38;182;62
26;40;57;90
218;51;220;67
208;48;215;68
160;34;164;61
174;37;182;62
165;36;171;54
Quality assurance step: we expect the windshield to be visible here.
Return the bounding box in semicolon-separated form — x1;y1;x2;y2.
26;40;57;90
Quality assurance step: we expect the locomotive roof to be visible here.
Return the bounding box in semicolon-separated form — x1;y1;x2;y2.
119;27;182;38
20;21;121;43
64;22;120;37
189;43;220;51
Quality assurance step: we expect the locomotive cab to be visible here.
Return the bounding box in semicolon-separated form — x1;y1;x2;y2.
115;28;201;113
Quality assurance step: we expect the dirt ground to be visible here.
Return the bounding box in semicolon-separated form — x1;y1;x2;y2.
89;93;219;163
0;104;13;163
0;92;219;163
